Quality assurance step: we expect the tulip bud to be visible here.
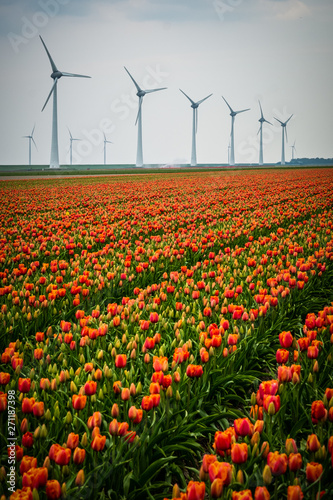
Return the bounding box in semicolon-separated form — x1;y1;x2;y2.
81;432;88;447
263;464;272;485
236;470;244;484
40;424;48;438
75;469;85;487
65;412;72;425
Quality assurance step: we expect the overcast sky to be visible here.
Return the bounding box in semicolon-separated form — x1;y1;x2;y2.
0;0;332;166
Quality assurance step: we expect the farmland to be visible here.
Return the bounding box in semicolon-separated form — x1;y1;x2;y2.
0;168;333;500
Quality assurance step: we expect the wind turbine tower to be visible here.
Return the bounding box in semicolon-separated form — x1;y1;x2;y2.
124;67;167;167
103;133;112;165
68;128;80;166
40;36;91;169
22;125;37;166
258;101;272;165
274;115;293;165
222;96;250;166
180;89;212;167
290;141;296;161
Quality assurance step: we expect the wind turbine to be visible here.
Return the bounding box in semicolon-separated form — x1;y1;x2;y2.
124;67;167;167
180;89;212;167
22;125;37;166
103;133;112;165
68;128;80;166
274;114;293;165
40;36;91;169
222;96;250;166
290;140;296;161
258;101;272;165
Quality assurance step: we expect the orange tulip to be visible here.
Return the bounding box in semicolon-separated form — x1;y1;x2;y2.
46;479;62;499
67;432;79;450
73;447;86;465
307;434;321;452
72;394;87;410
91;433;106;451
267;451;287;476
306;462;323;483
254;486;270;500
231;443;248;464
186;481;205;500
9;487;33;500
232;490;253;500
208;461;232;485
0;372;10;385
32;401;44;417
287;485;304;500
20;455;38;474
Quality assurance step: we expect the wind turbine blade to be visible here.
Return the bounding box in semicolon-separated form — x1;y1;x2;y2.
257;124;262;135
285;127;288;143
222;96;233;114
32;137;38;150
68;127;73;139
61;72;91;78
265;120;273;126
31;124;35;137
124;67;142;93
259;100;263;119
103;133;106;141
236;108;250;114
286;114;293;124
22;136;29;138
42;78;57;111
135;96;143;126
179;89;195;106
39;36;58;73
144;87;167;93
274;117;284;125
196;93;213;106
195;108;198;134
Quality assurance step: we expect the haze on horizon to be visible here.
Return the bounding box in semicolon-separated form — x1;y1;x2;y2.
0;0;332;166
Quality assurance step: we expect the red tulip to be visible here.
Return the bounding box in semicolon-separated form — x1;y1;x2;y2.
19;378;31;393
288;453;302;472
22;432;34;448
234;418;253;437
84;381;97;396
115;354;127;368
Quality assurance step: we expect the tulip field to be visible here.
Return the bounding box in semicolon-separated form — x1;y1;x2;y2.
1;168;333;500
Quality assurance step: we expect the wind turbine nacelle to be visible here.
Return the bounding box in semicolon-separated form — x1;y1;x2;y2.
191;103;199;109
51;71;63;79
137;90;146;97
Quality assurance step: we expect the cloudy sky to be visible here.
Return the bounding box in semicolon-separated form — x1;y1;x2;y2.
0;0;332;166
